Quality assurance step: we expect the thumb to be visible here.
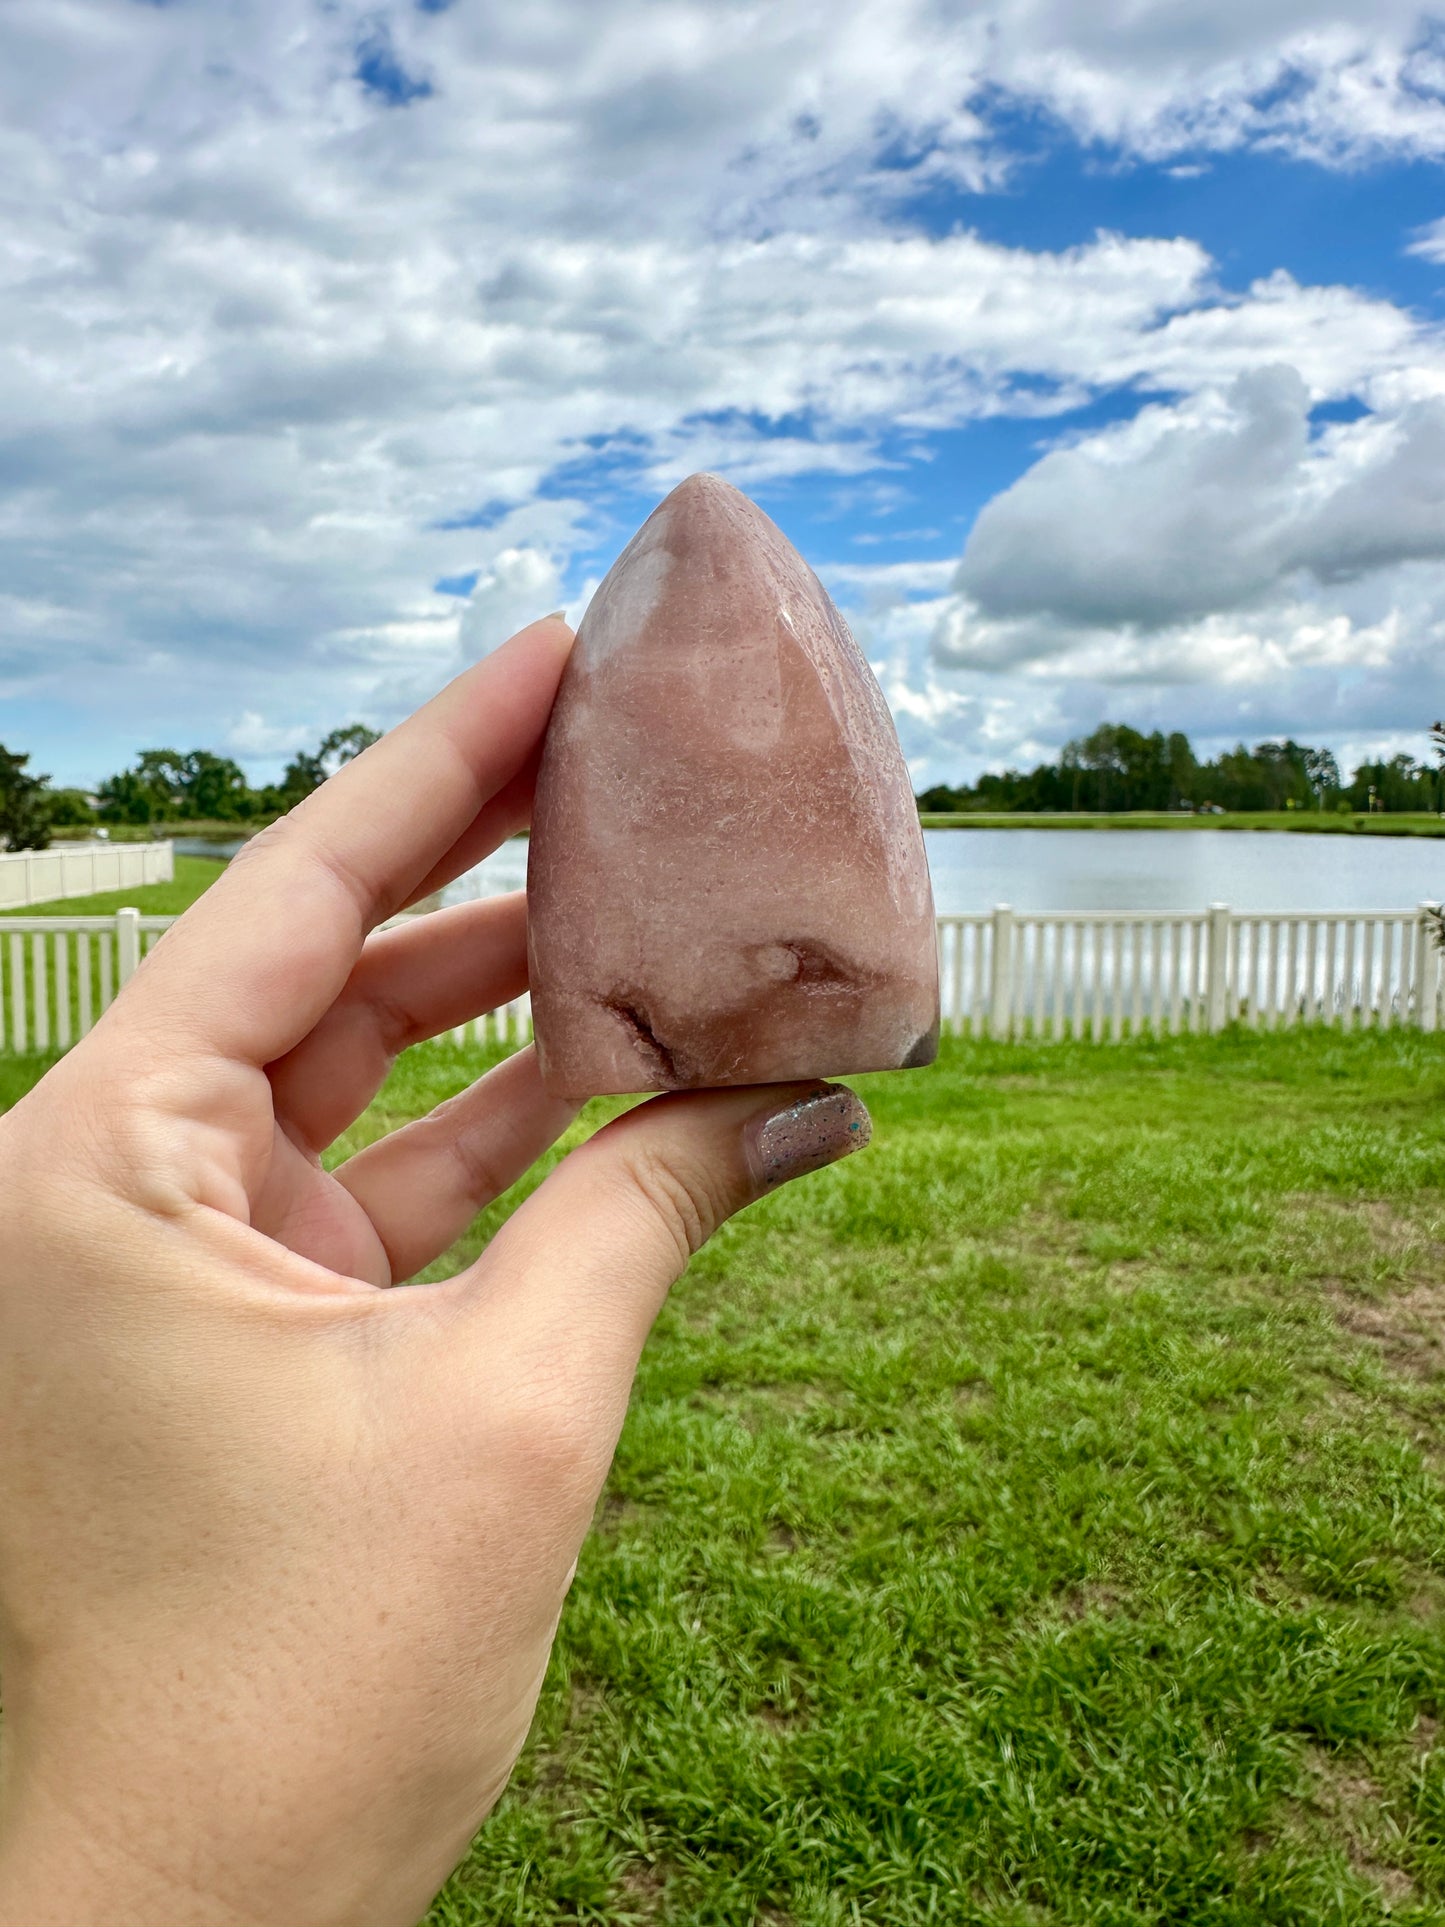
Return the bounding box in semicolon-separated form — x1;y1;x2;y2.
454;1078;871;1394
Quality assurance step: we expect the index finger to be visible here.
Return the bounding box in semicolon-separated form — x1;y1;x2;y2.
124;615;573;1067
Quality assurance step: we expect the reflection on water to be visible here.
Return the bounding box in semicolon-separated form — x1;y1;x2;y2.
442;828;1444;917
172;836;249;860
443;839;529;905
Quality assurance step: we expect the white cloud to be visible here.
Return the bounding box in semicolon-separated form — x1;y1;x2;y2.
986;8;1445;165
916;364;1445;784
1407;214;1445;262
1;0;1443;786
457;548;564;660
953;366;1445;631
918;584;1442;785
225;711;316;757
818;559;959;596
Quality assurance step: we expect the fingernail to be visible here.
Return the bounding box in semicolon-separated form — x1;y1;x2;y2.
542;608;568;622
742;1083;872;1192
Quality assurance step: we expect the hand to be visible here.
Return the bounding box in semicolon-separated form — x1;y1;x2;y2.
0;617;871;1927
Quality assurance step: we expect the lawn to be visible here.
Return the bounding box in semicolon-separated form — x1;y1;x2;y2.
13;852;224;917
4;1029;1443;1923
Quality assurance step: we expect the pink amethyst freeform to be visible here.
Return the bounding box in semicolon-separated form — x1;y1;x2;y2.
526;472;940;1100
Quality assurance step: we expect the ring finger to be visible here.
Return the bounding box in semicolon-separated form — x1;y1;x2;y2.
268;891;531;1153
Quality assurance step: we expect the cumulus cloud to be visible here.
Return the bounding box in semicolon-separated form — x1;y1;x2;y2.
225;712;316;758
2;0;1444;784
990;7;1445;164
952;366;1445;634
457;549;564;660
924;578;1442;785
920;357;1445;784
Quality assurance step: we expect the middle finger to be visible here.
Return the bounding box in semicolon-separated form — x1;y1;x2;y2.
268;892;530;1152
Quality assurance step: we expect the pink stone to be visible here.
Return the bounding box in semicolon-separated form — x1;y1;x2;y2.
526;473;940;1099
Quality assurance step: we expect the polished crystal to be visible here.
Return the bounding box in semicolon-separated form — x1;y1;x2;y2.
527;473;940;1098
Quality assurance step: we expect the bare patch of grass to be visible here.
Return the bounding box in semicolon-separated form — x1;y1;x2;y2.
1303;1746;1418;1909
1333;1284;1445;1382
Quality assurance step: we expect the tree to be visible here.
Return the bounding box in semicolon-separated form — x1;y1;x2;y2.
1248;741;1314;811
916;783;968;813
183;751;248;820
280;750;326;805
1346;752;1436;813
47;788;97;827
1431;724;1445;954
134;749;189;816
97;747;256;822
1165;732;1197;810
0;744;53;851
281;724;381;807
1303;747;1341;808
1058;724;1172;811
97;769;157;825
918;725;1353;818
319;724;381;773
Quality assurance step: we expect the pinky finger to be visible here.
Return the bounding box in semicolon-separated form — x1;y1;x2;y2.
336;1045;580;1283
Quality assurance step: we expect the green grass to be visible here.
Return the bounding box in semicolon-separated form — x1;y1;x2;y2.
4;1029;1443;1922
919;812;1445;837
11;854;223;917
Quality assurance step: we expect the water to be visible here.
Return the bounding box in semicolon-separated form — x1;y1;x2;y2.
442;828;1444;917
172;835;249;860
443;838;529;904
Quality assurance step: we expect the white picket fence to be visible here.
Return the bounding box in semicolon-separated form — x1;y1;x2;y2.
0;840;173;910
0;903;1440;1056
0;907;534;1055
938;903;1442;1039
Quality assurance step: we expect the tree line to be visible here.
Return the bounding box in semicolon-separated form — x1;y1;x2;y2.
914;724;1443;817
0;725;379;851
1;718;1441;855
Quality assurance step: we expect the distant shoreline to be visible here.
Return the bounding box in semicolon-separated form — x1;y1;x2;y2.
918;811;1445;839
50;811;1445;845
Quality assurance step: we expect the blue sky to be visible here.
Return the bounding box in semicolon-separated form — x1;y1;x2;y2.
1;0;1444;790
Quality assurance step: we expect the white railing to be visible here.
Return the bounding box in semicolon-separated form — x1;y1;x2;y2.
0;903;1440;1056
0;907;534;1056
937;903;1442;1038
0;840;173;910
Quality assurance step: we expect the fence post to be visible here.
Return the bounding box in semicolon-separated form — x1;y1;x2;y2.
116;907;141;986
989;905;1015;1039
1417;905;1440;1033
1206;903;1230;1033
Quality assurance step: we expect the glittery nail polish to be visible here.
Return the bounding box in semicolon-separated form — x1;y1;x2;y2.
742;1083;872;1191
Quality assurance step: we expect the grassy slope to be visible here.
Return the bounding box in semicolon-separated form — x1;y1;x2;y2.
10;853;224;917
919;812;1445;838
4;1030;1443;1923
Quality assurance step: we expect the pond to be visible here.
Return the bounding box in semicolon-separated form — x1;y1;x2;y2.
441;828;1444;917
171;835;249;861
163;827;1443;914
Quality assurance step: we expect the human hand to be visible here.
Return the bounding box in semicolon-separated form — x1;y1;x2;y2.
0;617;871;1927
